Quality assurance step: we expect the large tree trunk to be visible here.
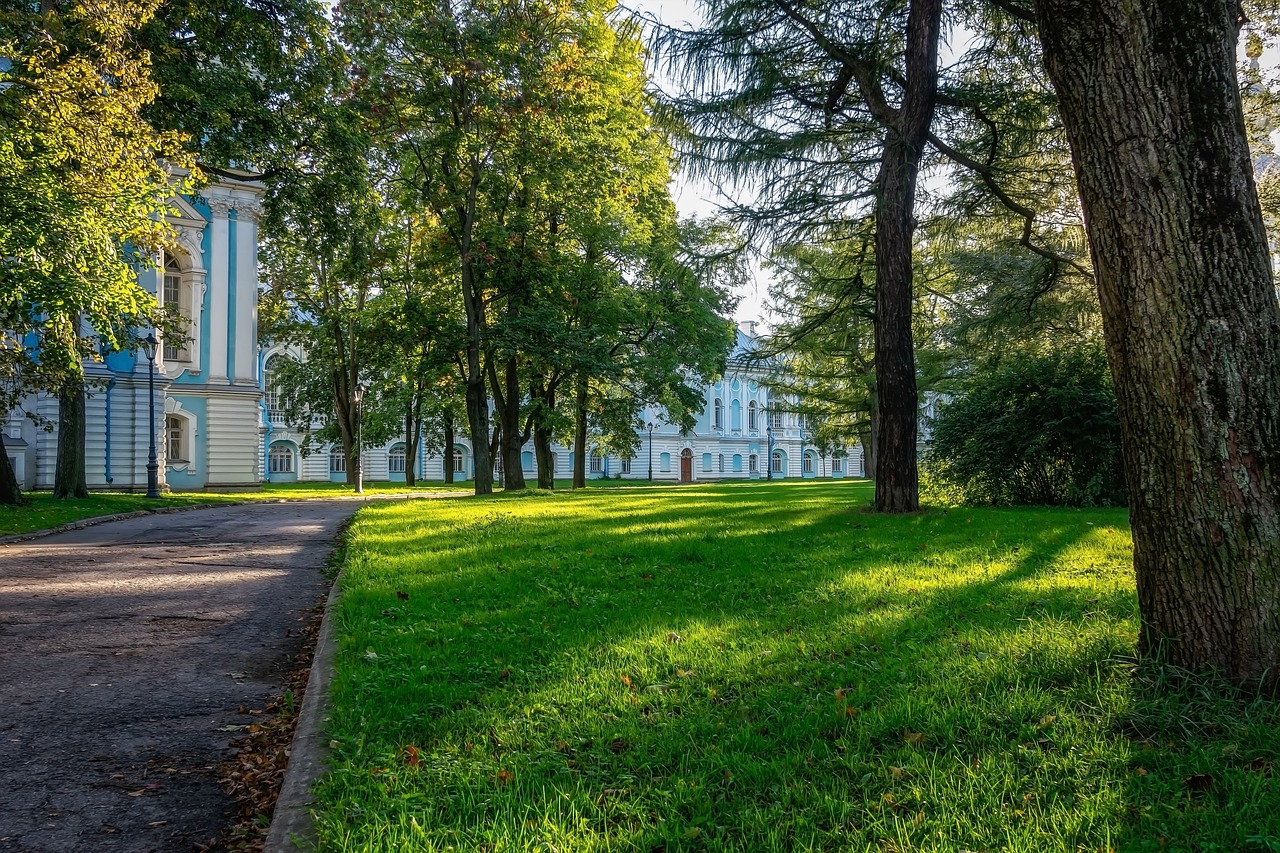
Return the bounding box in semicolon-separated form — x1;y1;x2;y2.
1034;0;1280;686
0;430;27;506
443;411;456;484
871;0;940;513
53;382;88;499
572;375;588;489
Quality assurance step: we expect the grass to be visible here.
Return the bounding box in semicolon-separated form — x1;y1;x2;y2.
0;480;472;537
314;480;1280;852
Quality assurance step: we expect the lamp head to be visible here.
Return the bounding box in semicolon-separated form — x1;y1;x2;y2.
354;382;368;404
141;333;158;362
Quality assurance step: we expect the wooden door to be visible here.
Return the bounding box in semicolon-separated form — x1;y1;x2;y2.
680;451;692;483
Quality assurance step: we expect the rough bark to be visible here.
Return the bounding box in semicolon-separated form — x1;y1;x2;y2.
572;375;588;489
0;430;27;506
871;0;941;513
53;382;88;499
1034;0;1280;686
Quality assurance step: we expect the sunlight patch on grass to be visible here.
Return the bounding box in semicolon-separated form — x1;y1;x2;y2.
314;481;1280;852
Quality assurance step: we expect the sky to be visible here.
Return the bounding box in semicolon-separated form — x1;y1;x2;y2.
626;0;776;328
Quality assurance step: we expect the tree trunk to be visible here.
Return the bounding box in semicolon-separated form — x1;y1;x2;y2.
871;0;940;513
492;354;526;491
443;411;455;484
53;382;88;499
459;170;493;496
404;394;420;488
1034;0;1280;687
0;430;27;506
573;375;588;489
531;377;555;489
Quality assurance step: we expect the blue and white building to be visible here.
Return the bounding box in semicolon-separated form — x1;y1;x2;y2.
261;321;863;486
4;174;267;491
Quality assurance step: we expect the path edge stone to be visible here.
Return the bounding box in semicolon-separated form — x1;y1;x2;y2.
264;565;344;852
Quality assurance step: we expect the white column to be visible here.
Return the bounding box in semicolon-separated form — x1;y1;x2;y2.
233;201;261;385
207;198;232;384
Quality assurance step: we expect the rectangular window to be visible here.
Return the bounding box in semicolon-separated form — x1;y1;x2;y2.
768;411;782;430
453;450;464;473
330;449;346;473
162;271;189;362
388;446;407;474
590;454;603;473
718;453;724;473
621;458;631;474
833;457;843;473
269;445;294;474
166;416;184;462
749;454;758;473
803;454;814;474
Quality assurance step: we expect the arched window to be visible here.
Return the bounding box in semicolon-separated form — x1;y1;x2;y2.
732;454;742;472
803;451;815;474
717;453;725;473
521;450;534;471
771;450;784;474
659;452;671;473
263;355;286;424
268;442;294;474
388;443;407;474
329;447;346;474
165;415;187;463
162;255;190;362
702;452;712;472
730;399;741;432
748;400;758;431
713;398;723;430
832;455;844;473
590;453;603;473
452;447;465;474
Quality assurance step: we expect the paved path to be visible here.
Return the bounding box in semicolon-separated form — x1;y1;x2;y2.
0;501;356;852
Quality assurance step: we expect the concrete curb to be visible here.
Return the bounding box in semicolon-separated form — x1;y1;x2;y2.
263;567;344;853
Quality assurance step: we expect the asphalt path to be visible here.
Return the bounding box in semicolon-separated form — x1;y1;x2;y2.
0;501;356;852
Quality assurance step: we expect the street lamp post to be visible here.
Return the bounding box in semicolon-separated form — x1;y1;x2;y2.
141;333;160;499
766;425;773;481
647;421;655;481
354;382;367;495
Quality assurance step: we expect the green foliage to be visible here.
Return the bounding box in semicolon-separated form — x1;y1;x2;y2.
924;342;1125;507
314;482;1280;851
0;0;194;391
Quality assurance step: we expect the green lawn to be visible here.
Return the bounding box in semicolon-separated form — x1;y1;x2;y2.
315;480;1279;852
0;480;472;537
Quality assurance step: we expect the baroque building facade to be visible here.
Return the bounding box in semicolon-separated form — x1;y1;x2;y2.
4;174;267;491
260;323;864;486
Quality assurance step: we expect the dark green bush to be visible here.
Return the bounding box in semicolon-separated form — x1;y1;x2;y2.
923;343;1126;507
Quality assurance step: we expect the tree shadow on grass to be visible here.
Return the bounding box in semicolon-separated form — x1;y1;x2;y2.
316;483;1275;852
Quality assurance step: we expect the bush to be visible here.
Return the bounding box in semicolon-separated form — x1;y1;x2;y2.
923;343;1126;507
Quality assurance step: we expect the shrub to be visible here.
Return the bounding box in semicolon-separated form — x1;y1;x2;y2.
923;342;1125;507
